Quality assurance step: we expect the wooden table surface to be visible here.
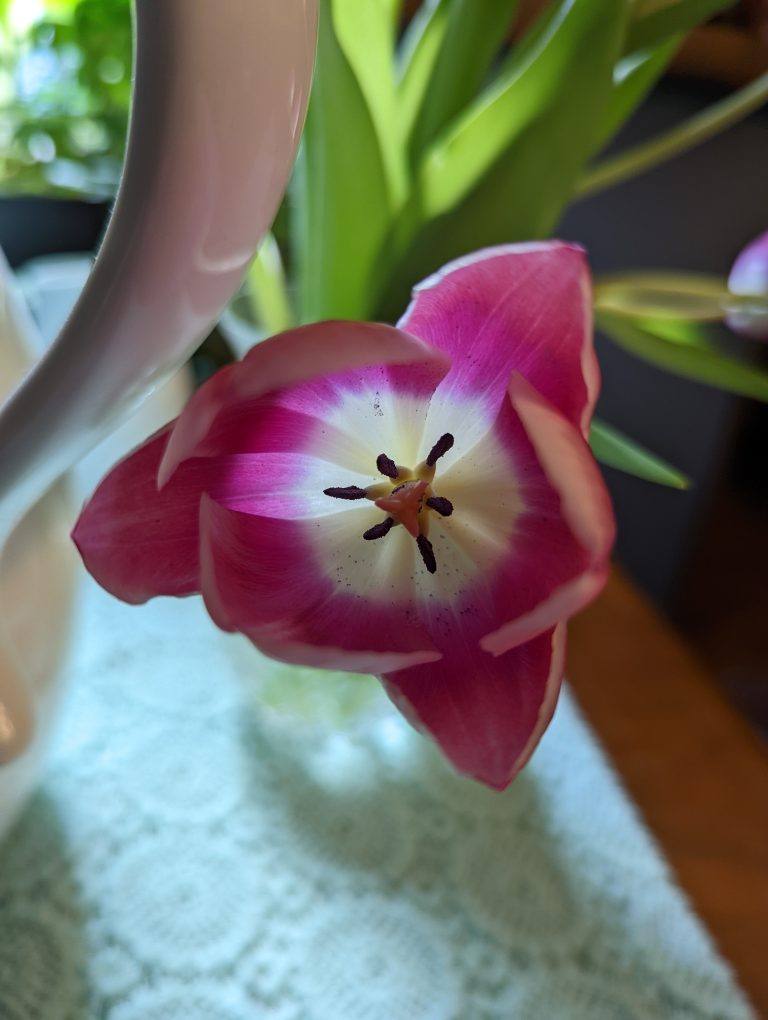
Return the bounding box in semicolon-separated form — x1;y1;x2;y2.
567;569;768;1017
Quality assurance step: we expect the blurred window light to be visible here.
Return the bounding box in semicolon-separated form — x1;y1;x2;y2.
27;130;55;162
8;0;45;34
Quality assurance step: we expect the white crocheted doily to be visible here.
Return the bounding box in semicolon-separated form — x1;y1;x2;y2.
0;577;755;1020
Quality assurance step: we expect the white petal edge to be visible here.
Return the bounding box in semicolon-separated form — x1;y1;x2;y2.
506;622;567;782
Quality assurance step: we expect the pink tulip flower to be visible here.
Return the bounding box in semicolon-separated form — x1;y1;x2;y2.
73;243;614;789
727;229;768;340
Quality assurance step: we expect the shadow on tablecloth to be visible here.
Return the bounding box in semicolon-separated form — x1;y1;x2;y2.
0;792;89;1019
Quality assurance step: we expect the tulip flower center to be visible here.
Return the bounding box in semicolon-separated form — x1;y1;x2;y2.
323;433;456;574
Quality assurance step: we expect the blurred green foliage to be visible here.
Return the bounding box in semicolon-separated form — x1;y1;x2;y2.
3;0;754;487
288;0;734;324
0;0;131;196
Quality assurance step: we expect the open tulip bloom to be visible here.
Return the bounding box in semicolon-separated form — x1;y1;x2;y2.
73;243;615;789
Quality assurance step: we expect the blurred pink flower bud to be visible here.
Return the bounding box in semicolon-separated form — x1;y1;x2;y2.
727;230;768;340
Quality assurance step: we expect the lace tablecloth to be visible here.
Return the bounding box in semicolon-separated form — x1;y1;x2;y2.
0;572;756;1020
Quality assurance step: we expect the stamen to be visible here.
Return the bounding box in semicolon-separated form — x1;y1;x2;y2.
363;517;395;541
324;486;368;500
416;534;437;574
376;453;399;479
426;496;453;517
426;433;454;467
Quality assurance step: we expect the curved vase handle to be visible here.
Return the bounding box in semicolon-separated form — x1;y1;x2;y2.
0;0;317;539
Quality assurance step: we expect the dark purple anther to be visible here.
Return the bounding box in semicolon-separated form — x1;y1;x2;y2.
426;433;454;467
376;453;398;479
416;534;437;573
324;486;368;500
363;517;396;540
425;496;453;517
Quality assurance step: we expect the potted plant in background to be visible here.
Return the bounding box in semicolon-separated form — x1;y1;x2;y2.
3;0;767;485
0;0;130;262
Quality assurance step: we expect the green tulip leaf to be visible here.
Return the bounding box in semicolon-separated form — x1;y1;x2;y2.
406;0;519;163
332;0;406;202
590;419;691;488
415;0;625;221
594;272;733;321
597;310;768;401
292;1;392;321
246;233;293;335
595;35;681;151
375;0;626;320
634;316;716;346
625;0;736;53
497;0;563;78
397;0;451;141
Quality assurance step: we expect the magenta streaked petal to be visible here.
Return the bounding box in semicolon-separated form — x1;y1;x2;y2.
480;376;614;655
727;230;768;339
72;424;351;602
398;242;597;436
182;396;373;477
509;624;567;777
72;425;201;603
484;568;608;657
382;624;565;790
508;373;614;560
480;375;614;656
159;320;449;486
198;494;441;673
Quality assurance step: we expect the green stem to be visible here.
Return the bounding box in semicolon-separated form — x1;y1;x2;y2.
577;71;768;199
246;233;293;334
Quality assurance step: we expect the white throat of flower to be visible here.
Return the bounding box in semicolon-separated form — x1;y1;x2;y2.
324;432;456;574
297;387;525;607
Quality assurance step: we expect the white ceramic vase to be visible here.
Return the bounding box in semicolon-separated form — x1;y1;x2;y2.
0;254;79;837
0;0;318;839
0;254;196;840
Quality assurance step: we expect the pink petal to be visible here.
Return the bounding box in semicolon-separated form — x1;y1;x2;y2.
72;426;330;602
72;426;200;603
198;494;441;673
180;397;357;465
159;320;450;486
383;624;566;790
480;375;614;655
398;242;598;437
